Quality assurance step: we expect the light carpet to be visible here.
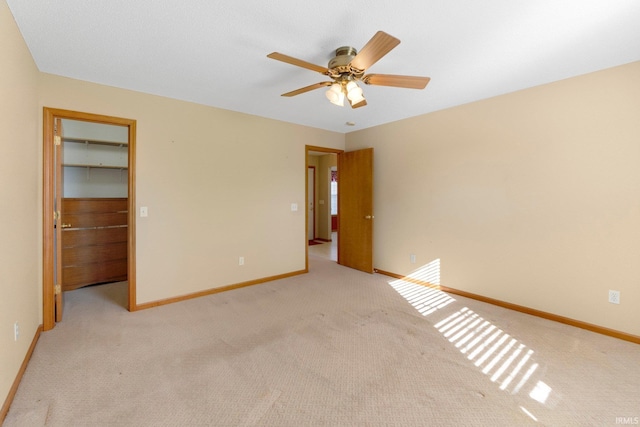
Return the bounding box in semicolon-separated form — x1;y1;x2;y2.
5;255;640;426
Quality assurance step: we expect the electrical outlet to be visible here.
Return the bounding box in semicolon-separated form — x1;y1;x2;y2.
608;290;620;304
239;256;244;266
410;254;416;264
14;321;19;341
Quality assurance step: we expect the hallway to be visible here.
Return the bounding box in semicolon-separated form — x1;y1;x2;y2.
308;232;337;261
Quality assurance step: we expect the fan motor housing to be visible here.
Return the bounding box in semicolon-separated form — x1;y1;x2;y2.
328;46;357;69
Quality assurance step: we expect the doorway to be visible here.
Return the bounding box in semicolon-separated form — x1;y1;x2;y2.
43;108;137;331
306;146;342;269
306;145;375;273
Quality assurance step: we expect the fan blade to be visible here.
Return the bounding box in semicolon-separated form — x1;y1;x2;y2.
349;31;400;73
362;74;431;89
267;52;329;75
281;82;333;97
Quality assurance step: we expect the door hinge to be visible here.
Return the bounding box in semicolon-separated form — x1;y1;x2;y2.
53;211;60;221
54;284;62;295
54;135;61;146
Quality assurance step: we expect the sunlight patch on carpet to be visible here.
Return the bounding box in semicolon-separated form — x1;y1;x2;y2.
388;259;557;421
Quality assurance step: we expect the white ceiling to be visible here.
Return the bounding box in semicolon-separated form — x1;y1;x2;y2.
7;0;640;133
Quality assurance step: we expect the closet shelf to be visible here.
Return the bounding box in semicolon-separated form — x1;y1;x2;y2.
63;136;128;147
63;163;128;170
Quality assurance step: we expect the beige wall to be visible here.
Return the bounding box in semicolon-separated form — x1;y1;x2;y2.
306;153;337;241
307;155;320;240
346;61;640;336
0;0;41;408
38;74;344;304
316;154;337;240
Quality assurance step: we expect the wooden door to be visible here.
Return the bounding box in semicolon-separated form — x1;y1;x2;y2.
54;118;64;321
338;148;374;273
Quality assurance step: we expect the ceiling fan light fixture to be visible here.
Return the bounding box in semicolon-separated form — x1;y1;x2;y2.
325;83;345;106
346;81;365;104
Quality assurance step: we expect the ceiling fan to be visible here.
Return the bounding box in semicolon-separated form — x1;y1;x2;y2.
267;31;430;109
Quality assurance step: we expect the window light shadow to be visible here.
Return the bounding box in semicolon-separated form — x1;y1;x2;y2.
388;258;555;421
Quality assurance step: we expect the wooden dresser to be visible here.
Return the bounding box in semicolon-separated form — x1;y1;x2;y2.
60;198;128;291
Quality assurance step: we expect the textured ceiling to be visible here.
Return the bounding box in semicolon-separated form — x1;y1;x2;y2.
7;0;640;133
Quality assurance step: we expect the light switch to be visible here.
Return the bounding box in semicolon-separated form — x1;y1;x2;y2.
140;206;148;217
291;203;298;212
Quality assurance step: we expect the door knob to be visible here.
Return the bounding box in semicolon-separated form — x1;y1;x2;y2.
364;215;374;220
61;223;72;228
